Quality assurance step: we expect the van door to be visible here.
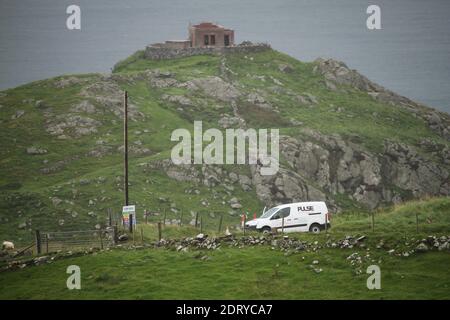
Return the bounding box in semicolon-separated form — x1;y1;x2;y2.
269;207;290;231
294;204;311;231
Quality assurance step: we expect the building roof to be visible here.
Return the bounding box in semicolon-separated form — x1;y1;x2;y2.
191;22;232;30
192;22;220;28
165;40;190;43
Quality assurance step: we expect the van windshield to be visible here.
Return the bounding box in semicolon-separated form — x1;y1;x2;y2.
260;207;279;219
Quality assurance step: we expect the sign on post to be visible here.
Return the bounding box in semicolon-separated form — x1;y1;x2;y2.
122;205;137;229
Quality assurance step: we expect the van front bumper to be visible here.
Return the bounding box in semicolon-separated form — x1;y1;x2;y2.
320;223;331;230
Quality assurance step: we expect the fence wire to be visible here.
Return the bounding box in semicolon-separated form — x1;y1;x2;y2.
40;229;114;253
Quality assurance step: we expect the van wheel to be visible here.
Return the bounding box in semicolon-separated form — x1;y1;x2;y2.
309;224;321;234
261;226;271;234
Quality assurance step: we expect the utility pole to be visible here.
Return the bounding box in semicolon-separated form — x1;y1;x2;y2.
124;91;129;206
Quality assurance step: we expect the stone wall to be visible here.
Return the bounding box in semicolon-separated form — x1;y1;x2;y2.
152;40;191;49
144;43;271;60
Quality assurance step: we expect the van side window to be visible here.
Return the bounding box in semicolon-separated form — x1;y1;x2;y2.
271;207;290;220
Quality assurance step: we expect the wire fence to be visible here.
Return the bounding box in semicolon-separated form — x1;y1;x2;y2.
2;206;436;264
37;229;115;254
108;207;251;233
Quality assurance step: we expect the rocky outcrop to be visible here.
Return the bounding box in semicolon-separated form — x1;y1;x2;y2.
382;141;449;197
80;77;144;121
279;130;449;209
53;76;90;89
250;165;327;208
425;111;450;140
45;114;101;138
218;114;245;128
314;58;450;141
183;76;241;102
161;94;192;107
138;124;448;211
246;92;275;111
70;100;97;114
313;58;384;92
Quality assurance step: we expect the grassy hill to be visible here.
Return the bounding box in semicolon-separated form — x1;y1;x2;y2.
0;47;448;245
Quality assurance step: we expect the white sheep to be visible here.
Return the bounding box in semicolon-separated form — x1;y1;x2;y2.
2;241;15;250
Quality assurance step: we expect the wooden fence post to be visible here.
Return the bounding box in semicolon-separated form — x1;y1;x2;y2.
416;212;419;233
371;211;375;232
282;216;285;233
144;209;148;225
243;214;246;236
129;213;133;233
158;222;162;241
35;230;41;255
140;227;144;244
45;233;49;253
163;209;167;226
195;212;199;228
200;217;203;234
218;214;223;233
99;231;104;250
113;226;118;245
179;210;183;227
108;208;112;227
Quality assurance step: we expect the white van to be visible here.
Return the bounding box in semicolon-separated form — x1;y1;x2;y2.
245;202;330;234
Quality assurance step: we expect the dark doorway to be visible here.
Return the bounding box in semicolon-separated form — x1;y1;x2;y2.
210;35;216;45
224;35;230;46
204;35;209;46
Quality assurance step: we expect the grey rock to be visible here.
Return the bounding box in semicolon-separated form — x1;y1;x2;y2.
196;233;207;241
51;197;63;207
231;202;243;209
54;76;88;89
218;115;245;128
161;94;192;106
415;243;429;253
11;110;25;119
26;147;47;155
71;100;97;114
278;63;294;73
184;76;240;102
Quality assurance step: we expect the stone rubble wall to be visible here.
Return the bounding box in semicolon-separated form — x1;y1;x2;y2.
144;43;271;60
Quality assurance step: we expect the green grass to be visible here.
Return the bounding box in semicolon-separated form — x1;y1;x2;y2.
332;197;450;234
0;197;449;299
0;245;449;299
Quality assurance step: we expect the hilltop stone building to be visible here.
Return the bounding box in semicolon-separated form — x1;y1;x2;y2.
150;22;235;49
145;22;269;60
189;22;235;48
